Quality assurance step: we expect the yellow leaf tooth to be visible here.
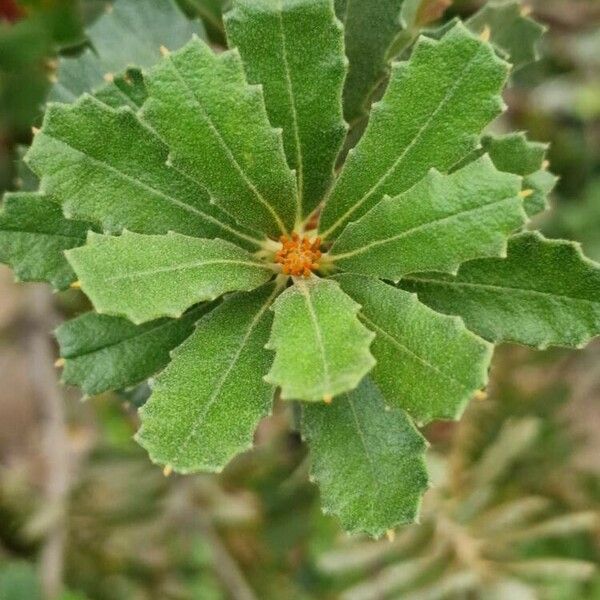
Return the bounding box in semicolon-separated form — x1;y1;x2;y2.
54;358;65;368
479;25;491;43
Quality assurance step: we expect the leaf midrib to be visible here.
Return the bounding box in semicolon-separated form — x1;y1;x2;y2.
63;311;199;359
346;394;383;524
359;311;471;393
276;0;304;219
172;285;279;462
298;280;331;395
105;258;272;282
39;131;253;244
332;194;520;261
403;276;600;306
166;54;290;236
323;42;488;239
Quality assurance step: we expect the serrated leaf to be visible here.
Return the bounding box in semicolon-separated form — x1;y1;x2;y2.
66;231;274;324
319;23;509;240
136;282;278;473
140;37;298;237
481;133;557;217
302;378;428;537
93;67;148;110
50;0;204;103
27;94;258;248
466;1;545;71
0;192;91;290
400;232;600;349
265;277;375;402
56;304;212;395
330;156;525;279
334;0;404;123
225;0;346;218
335;274;492;423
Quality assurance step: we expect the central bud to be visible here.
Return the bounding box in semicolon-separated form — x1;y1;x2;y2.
275;233;322;277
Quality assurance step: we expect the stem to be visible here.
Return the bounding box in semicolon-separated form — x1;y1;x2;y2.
26;286;70;600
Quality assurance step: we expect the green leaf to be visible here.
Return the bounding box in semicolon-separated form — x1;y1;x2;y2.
66;231;274;324
93;67;148;110
335;274;492;424
265;277;375;402
466;1;545;71
302;378;428;537
330;156;525;279
56;304;212;395
319;23;509;240
50;0;204;103
27;94;257;248
183;0;230;44
334;0;404;123
481;133;557;216
388;0;453;58
400;232;600;349
136;282;279;473
140;37;298;238
0;192;90;290
225;0;346;218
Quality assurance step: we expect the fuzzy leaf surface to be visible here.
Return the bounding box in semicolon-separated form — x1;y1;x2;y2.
302;378;428;537
0;192;90;290
50;0;204;103
141;37;298;237
27;95;256;248
466;1;545;70
400;232;600;348
66;231;273;324
226;0;346;218
265;278;375;402
334;0;404;123
319;23;509;239
136;283;278;473
482;133;557;216
56;304;211;395
330;156;525;279
336;275;492;423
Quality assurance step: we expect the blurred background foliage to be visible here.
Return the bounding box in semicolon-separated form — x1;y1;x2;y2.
0;0;599;598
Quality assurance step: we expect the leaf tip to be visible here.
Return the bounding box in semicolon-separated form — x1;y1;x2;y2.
479;24;491;43
54;357;65;368
103;72;114;83
521;4;533;17
385;529;396;542
474;389;488;401
163;464;173;477
323;394;333;405
519;189;535;198
70;280;82;289
31;126;40;136
159;45;170;57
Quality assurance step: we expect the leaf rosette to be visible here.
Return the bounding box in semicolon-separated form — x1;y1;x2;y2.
2;0;599;537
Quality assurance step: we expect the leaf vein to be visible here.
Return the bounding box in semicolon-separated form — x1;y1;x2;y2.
322;43;487;239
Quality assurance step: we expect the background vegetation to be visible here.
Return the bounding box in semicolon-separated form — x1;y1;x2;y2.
0;0;599;598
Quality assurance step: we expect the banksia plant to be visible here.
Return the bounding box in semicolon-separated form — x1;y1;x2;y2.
1;0;599;536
